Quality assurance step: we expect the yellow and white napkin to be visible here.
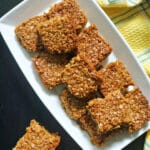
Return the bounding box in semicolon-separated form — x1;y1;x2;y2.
98;0;150;76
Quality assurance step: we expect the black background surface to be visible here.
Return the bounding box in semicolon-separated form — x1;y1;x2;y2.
0;0;146;150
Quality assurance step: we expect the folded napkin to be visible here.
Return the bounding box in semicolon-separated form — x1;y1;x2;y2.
97;0;150;149
98;0;150;76
98;0;142;7
144;131;150;150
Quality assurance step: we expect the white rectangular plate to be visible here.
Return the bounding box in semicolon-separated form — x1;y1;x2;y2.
0;0;150;150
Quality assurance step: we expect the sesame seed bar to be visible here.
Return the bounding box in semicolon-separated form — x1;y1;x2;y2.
37;16;77;54
97;61;134;96
33;52;69;89
62;55;98;98
47;0;87;32
15;15;48;52
77;24;112;68
125;88;150;132
13;120;60;150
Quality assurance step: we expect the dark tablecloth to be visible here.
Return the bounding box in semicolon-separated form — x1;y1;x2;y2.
0;0;146;150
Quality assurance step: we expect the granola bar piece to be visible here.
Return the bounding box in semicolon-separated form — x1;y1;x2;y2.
37;16;77;54
78;114;104;146
78;114;122;147
60;89;87;120
62;55;98;98
125;88;150;132
15;15;48;52
13;120;60;150
77;24;112;68
33;52;69;89
47;0;87;32
87;90;132;133
60;89;98;120
88;89;150;134
97;61;134;96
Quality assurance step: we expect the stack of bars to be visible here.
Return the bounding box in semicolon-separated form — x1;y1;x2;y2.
15;0;150;147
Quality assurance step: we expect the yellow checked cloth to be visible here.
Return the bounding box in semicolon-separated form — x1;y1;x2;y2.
98;0;150;76
144;131;150;150
97;0;150;149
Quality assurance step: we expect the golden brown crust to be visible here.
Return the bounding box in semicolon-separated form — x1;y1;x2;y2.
37;16;77;54
77;24;112;68
33;52;69;89
96;61;135;96
62;55;98;98
15;15;48;52
13;120;61;150
47;0;87;32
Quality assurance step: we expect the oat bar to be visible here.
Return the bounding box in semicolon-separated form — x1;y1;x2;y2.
60;89;99;120
33;52;69;89
78;114;122;146
77;24;112;68
60;89;87;120
37;16;77;54
62;55;97;98
15;15;48;52
79;113;106;146
87;90;131;133
47;0;87;32
88;89;150;133
13;120;60;150
125;88;150;132
97;61;134;96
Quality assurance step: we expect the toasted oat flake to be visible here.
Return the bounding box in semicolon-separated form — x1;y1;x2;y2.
33;52;69;89
77;24;112;68
62;55;98;98
13;120;60;150
15;15;48;52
